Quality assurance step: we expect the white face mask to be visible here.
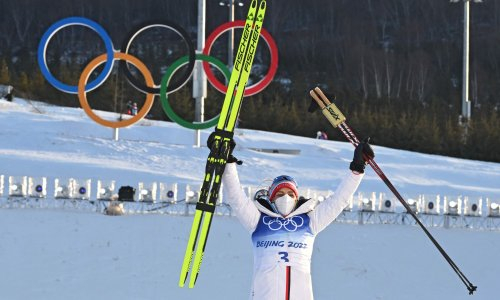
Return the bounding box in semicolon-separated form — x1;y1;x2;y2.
274;194;297;217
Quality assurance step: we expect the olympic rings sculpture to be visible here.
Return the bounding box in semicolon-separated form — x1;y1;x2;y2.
37;17;278;129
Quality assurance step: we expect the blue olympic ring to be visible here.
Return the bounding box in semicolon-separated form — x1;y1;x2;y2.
37;17;115;94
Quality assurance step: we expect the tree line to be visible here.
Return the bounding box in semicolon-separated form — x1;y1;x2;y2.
1;0;500;162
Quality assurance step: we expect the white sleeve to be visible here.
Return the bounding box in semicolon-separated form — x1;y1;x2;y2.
308;172;364;234
222;163;260;233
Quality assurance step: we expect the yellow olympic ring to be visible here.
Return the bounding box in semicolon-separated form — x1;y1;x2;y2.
78;52;155;128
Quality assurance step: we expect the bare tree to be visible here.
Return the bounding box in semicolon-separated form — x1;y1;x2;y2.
385;55;393;100
8;0;35;45
372;57;382;99
360;56;369;100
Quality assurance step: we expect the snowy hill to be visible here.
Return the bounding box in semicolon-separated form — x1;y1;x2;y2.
0;98;498;300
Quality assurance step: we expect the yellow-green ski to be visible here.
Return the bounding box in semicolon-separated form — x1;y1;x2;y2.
179;0;267;288
226;0;266;132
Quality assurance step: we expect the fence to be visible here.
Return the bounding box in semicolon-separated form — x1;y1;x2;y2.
0;174;499;231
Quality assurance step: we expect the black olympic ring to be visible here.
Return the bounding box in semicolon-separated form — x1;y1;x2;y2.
120;20;196;95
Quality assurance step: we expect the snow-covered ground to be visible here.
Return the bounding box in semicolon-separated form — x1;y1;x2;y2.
0;98;498;299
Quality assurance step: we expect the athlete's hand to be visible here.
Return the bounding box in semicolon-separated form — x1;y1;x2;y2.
349;137;374;174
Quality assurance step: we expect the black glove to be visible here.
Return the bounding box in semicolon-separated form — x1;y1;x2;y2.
207;132;242;165
206;131;218;149
207;132;235;152
349;137;375;174
308;91;336;113
227;154;243;165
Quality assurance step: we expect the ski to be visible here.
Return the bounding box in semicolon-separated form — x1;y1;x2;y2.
179;0;266;288
309;87;477;295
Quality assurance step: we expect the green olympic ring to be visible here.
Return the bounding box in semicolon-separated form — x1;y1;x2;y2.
160;54;230;130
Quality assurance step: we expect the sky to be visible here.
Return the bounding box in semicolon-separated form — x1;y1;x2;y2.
0;97;499;300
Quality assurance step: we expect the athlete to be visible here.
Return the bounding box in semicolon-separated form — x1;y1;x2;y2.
221;138;374;299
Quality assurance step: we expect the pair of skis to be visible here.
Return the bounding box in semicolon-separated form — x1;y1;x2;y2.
179;0;267;288
309;87;477;295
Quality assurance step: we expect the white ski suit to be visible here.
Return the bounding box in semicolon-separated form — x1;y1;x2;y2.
222;163;364;300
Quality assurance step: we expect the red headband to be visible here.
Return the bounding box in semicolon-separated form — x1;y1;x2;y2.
269;182;299;201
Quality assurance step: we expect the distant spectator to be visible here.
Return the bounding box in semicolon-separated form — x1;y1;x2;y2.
126;100;133;115
131;102;138;116
316;131;328;140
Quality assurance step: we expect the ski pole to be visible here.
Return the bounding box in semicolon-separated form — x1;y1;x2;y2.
310;87;477;295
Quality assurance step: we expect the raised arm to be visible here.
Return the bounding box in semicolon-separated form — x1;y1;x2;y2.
222;163;260;233
309;138;374;234
308;172;363;234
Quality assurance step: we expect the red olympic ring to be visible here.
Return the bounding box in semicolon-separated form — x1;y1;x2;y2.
202;20;278;97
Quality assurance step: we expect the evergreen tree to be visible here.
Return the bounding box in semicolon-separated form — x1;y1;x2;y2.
17;72;30;93
0;58;10;84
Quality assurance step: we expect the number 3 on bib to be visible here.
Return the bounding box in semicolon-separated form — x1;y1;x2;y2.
278;251;289;262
